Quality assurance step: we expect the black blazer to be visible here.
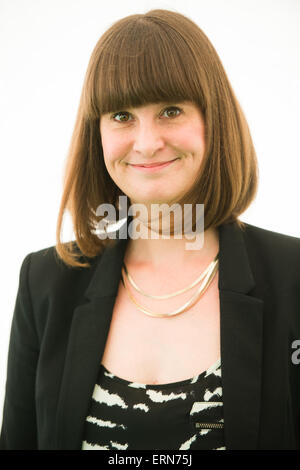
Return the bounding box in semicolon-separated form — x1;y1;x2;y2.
1;220;300;450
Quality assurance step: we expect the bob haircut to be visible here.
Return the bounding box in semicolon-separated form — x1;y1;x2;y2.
55;9;259;268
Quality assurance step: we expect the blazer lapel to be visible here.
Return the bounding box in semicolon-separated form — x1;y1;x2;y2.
55;221;264;450
55;236;129;450
218;222;264;449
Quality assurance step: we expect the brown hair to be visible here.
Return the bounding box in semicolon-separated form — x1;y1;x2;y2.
55;8;259;268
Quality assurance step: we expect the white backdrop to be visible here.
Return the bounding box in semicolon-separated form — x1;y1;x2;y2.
0;0;299;429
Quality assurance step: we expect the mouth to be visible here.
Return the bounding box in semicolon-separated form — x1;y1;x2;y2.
127;158;179;172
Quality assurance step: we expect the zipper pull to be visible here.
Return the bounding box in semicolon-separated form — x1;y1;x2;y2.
195;422;224;429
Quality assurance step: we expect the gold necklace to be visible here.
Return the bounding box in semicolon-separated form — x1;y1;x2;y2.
121;257;219;318
122;253;219;299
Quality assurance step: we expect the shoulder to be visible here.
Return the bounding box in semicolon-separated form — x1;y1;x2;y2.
242;221;300;246
14;243;107;338
239;221;300;278
241;221;300;255
19;242;100;301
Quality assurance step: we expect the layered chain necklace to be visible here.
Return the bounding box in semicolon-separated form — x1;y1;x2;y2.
121;253;219;318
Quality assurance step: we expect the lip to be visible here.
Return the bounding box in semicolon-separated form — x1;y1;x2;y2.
127;158;179;172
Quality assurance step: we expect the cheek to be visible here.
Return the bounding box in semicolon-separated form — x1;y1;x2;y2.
191;124;205;147
100;127;119;165
101;139;123;169
177;125;205;151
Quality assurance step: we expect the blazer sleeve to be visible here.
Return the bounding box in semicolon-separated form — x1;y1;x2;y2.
0;253;39;450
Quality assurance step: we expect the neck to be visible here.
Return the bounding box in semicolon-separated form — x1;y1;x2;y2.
124;218;219;270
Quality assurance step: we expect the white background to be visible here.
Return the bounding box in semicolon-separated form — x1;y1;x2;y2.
0;0;299;430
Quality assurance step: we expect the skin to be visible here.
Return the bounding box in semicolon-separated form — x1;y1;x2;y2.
99;101;221;385
100;101;206;206
99;100;219;268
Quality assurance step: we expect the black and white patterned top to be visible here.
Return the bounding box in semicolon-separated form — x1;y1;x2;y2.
81;357;225;450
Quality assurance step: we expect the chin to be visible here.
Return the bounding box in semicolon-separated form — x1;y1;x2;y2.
133;196;176;205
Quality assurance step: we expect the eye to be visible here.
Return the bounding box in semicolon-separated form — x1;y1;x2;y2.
111;106;183;123
161;106;182;118
111;111;131;123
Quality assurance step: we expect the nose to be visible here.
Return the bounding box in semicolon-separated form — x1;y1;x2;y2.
132;120;165;159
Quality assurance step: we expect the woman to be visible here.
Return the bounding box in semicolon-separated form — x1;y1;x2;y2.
1;9;300;451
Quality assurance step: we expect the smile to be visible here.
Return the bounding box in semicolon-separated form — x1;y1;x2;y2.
127;158;179;172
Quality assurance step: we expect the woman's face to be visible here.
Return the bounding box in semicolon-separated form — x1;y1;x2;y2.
100;100;206;206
